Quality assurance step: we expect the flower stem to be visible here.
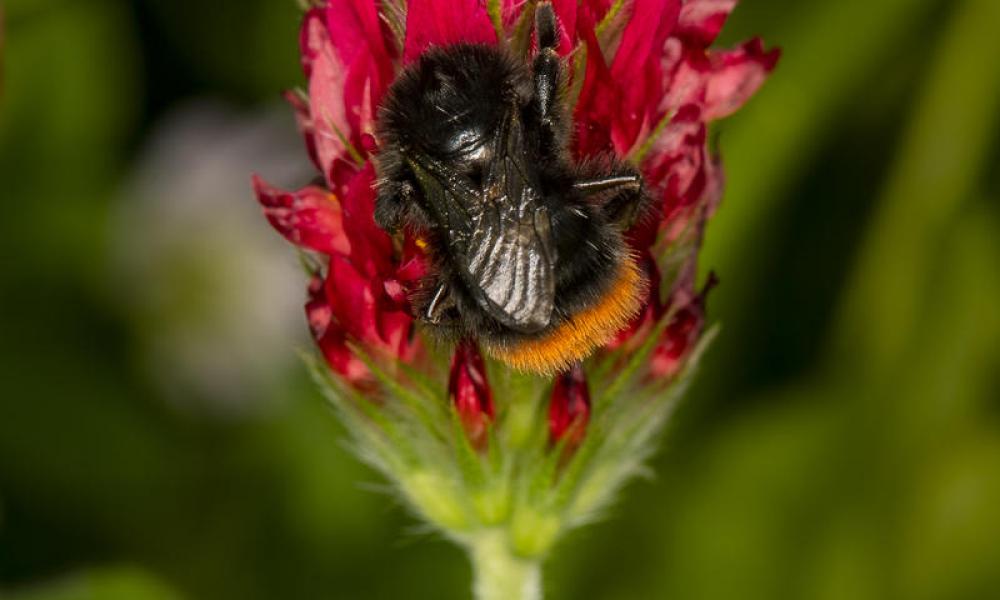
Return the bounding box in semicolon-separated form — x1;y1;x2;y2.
468;529;542;600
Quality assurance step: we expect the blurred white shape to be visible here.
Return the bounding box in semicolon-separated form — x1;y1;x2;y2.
111;100;313;415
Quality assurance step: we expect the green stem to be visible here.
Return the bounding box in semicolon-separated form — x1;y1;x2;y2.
468;530;542;600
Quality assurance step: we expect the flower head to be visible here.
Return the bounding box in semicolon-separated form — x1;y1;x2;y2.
254;0;777;584
255;0;776;387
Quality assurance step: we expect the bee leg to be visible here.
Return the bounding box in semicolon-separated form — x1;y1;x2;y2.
425;281;456;324
573;172;648;227
531;2;565;154
572;174;642;196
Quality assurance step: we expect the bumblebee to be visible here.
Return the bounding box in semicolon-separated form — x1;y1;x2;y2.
374;2;650;374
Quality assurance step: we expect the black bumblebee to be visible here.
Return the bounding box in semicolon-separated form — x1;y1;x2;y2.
374;2;650;374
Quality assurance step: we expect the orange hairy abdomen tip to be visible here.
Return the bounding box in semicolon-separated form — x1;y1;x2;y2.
484;258;646;375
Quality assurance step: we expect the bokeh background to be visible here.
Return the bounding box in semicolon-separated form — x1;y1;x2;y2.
2;0;999;598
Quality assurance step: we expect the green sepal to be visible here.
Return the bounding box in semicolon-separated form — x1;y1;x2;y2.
348;342;451;443
300;350;415;473
449;404;489;489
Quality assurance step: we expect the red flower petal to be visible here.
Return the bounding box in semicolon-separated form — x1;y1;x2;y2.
320;327;371;383
383;278;407;305
649;305;700;378
307;274;369;383
325;1;396;141
283;91;321;172
609;0;680;152
551;0;579;53
397;236;430;283
325;256;382;348
703;38;780;120
338;164;394;276
449;340;495;448
641;105;708;219
300;2;398;184
676;0;737;47
393;267;421;298
403;0;498;63
323;252;417;364
302;13;354;184
549;364;591;446
573;11;617;157
649;272;716;379
323;0;391;69
580;0;615;19
658;40;708;113
306;274;333;340
377;305;417;363
252;175;351;256
304;247;417;384
298;8;325;78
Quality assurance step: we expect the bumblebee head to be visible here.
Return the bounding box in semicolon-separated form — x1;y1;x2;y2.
380;44;530;165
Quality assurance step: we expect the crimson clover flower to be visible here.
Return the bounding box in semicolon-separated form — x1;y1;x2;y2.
253;1;776;598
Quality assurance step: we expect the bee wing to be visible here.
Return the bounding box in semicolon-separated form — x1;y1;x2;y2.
462;174;556;332
405;110;557;332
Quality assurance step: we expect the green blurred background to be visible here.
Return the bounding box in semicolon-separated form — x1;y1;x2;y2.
2;0;999;598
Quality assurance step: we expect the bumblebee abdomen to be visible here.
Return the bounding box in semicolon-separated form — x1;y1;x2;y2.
483;256;646;374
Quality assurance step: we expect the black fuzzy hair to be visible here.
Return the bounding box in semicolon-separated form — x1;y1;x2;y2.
372;42;646;350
